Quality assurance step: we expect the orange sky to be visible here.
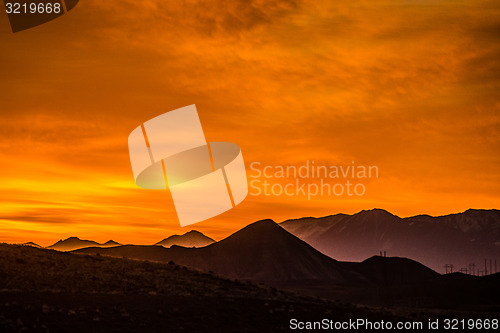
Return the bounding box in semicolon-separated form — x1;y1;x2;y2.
1;0;499;246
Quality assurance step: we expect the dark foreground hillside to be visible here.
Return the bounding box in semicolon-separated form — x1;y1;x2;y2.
74;219;500;312
0;243;411;333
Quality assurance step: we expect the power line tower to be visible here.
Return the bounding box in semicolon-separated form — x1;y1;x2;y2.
445;264;454;274
469;263;476;276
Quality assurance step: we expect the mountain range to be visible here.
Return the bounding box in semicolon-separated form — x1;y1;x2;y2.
46;230;214;251
280;208;500;273
73;220;500;309
73;218;500;309
75;220;355;284
7;209;500;309
31;209;500;274
47;237;121;252
74;219;442;288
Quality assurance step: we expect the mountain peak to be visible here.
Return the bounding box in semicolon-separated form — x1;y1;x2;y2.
155;230;215;248
102;240;120;246
359;208;394;215
465;208;498;213
220;219;304;249
355;208;400;220
243;219;279;230
48;237;100;251
185;230;204;235
226;219;285;239
22;242;41;248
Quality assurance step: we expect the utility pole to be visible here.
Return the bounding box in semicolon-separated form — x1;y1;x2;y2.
485;259;488;276
469;263;476;276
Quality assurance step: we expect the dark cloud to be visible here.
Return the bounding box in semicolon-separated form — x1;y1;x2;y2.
0;207;113;224
147;0;300;36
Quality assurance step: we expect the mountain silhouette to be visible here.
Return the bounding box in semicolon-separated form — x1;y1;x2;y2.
172;219;358;283
280;208;500;273
48;237;121;251
101;240;121;247
343;256;439;286
67;218;500;308
21;242;41;248
75;219;364;285
48;237;100;251
0;242;412;332
155;230;214;248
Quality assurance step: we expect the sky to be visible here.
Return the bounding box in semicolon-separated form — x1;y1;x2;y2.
0;0;499;246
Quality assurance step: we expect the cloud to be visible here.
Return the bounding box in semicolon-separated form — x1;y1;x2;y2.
0;0;499;244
